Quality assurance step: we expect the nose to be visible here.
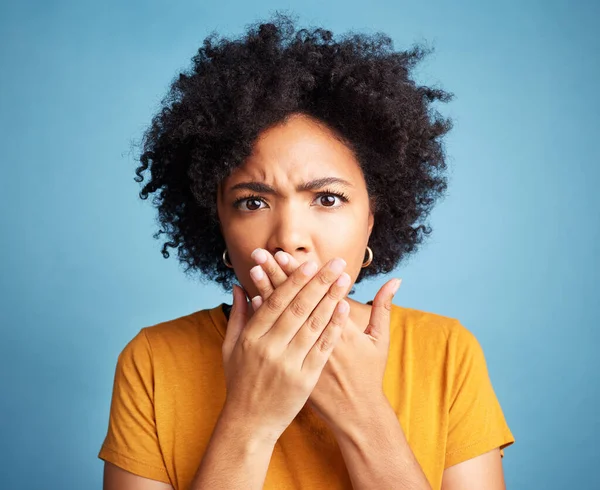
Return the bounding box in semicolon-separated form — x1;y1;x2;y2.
265;205;310;259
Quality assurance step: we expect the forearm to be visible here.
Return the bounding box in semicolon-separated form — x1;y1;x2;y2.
333;397;432;490
190;405;276;489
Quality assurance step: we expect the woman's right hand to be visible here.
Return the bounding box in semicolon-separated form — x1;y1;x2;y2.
220;258;352;443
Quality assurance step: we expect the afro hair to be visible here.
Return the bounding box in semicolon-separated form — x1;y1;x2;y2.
134;11;453;291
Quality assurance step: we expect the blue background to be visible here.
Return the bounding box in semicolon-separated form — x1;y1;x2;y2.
1;1;598;488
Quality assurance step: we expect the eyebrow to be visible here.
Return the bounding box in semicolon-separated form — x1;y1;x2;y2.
229;177;354;195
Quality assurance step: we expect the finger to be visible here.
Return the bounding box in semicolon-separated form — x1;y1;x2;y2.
251;248;287;295
274;251;302;277
251;294;263;312
250;252;301;309
249;264;275;300
249;252;302;307
301;299;349;372
365;278;401;349
222;284;249;362
246;259;320;338
264;258;347;346
287;271;352;357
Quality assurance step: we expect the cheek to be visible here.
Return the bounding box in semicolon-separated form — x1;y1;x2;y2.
315;212;369;275
223;224;264;265
219;202;266;252
220;220;268;295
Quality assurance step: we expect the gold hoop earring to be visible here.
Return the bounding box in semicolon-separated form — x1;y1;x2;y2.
222;249;234;268
361;246;373;268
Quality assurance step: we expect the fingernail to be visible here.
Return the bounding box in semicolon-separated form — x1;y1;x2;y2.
336;272;351;287
274;251;289;265
250;265;265;281
337;300;349;314
392;279;402;294
328;258;346;274
251;295;262;311
251;248;268;264
301;260;318;276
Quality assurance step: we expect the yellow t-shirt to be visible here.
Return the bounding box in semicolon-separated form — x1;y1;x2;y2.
98;303;514;489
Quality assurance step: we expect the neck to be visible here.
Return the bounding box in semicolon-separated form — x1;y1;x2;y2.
345;296;372;331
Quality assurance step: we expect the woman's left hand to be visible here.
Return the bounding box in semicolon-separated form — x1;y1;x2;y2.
247;249;401;435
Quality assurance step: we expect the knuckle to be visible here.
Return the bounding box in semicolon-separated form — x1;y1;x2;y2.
373;300;393;312
265;293;284;313
365;322;377;333
306;313;325;333
282;360;298;378
264;261;278;276
289;300;308;319
317;333;334;352
257;344;278;361
290;271;307;286
329;314;344;328
325;288;341;302
317;270;334;286
240;334;254;352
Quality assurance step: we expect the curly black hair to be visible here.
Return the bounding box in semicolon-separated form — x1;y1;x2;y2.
134;11;453;292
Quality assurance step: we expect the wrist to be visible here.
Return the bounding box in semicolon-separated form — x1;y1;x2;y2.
192;402;277;489
218;401;281;449
330;393;393;441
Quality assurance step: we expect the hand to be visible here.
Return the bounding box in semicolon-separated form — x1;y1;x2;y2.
308;276;400;434
246;250;304;310
248;249;401;435
220;255;353;444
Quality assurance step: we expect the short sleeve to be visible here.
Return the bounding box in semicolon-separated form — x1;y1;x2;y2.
444;321;515;469
98;328;171;483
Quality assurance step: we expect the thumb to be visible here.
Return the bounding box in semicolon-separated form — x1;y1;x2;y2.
365;278;401;348
222;284;249;362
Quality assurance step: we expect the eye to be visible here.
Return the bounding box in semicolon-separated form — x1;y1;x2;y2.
319;195;338;207
234;196;267;211
313;191;349;208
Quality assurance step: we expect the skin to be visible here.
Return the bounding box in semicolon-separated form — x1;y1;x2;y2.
103;112;506;489
216;112;377;331
214;111;504;488
242;251;506;489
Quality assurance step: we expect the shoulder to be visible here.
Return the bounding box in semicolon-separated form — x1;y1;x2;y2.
389;304;484;365
390;303;470;342
145;304;223;340
119;305;225;367
391;305;497;397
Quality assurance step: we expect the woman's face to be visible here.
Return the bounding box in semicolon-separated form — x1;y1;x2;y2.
217;113;374;299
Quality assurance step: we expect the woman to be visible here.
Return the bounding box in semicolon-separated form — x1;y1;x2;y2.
99;13;515;490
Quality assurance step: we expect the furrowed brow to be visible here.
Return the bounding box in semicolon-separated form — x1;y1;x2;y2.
229;182;277;194
297;177;354;191
229;177;353;194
